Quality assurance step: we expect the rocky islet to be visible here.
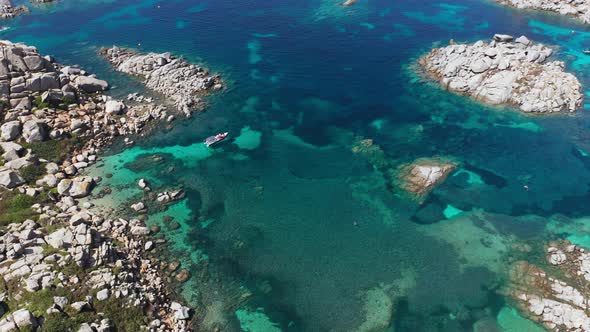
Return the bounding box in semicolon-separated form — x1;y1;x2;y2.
419;34;583;113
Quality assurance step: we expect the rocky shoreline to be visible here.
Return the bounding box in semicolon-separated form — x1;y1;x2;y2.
494;0;590;24
0;40;222;331
419;34;583;113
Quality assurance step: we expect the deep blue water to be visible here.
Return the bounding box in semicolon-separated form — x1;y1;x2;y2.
7;0;590;330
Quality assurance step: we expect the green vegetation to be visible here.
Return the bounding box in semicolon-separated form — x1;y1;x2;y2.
95;297;146;331
0;261;147;331
41;244;66;257
61;95;77;105
19;163;45;183
40;313;88;332
56;261;86;278
0;192;36;226
33;96;50;109
19;289;68;317
22;139;83;163
0;99;10;110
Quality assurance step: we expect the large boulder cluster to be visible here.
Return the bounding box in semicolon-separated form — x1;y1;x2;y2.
0;40;108;111
100;46;223;117
419;34;583;113
0;197;192;331
0;41;177;197
495;0;590;24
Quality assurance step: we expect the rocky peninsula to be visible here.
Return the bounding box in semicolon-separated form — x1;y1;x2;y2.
100;46;223;117
419;34;583;113
0;40;222;331
495;0;590;24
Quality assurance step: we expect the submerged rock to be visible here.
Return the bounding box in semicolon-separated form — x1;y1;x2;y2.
354;285;394;332
419;35;582;113
175;269;190;283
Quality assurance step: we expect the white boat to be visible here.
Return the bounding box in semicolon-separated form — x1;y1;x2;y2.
204;132;228;147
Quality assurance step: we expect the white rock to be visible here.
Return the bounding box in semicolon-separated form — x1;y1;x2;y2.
0;169;25;188
105;100;126;115
131;202;145;212
96;288;110;301
12;309;36;328
22;120;47;143
0;121;21;141
171;302;191;320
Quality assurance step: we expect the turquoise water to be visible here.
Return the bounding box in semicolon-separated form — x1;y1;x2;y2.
8;0;590;330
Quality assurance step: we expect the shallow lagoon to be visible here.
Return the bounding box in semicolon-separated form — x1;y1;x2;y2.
7;0;590;330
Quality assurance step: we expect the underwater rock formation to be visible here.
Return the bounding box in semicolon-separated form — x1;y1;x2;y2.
355;285;395;332
351;137;456;199
419;34;582;113
351;137;388;169
506;241;590;331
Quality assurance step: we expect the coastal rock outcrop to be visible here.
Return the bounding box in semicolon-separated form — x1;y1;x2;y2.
0;39;196;332
506;241;590;331
419;35;583;113
495;0;590;24
100;46;223;117
0;40;109;111
0;0;28;19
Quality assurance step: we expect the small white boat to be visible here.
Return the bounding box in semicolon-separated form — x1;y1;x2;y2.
204;132;228;147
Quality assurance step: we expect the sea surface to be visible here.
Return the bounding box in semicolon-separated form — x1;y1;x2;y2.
6;0;590;330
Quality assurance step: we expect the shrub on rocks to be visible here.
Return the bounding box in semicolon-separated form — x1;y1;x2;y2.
0;192;36;226
19;163;45;183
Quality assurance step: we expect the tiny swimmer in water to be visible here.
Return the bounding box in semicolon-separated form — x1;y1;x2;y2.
523;185;529;191
353;220;359;227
